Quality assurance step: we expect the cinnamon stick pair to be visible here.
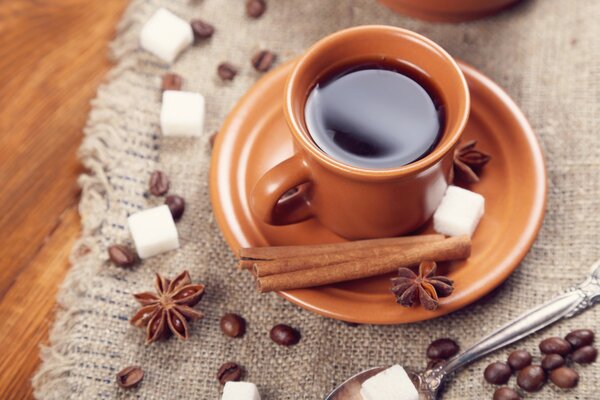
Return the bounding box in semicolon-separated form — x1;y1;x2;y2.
240;235;471;293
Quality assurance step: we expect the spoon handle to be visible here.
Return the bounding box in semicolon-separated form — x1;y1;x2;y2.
437;265;600;377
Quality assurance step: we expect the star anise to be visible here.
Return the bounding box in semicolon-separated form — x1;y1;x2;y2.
130;271;205;344
451;140;491;184
390;261;454;311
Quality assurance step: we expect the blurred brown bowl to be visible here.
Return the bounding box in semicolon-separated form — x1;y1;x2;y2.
378;0;522;22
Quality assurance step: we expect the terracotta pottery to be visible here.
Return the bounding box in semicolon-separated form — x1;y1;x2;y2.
378;0;522;22
250;26;470;240
209;59;546;324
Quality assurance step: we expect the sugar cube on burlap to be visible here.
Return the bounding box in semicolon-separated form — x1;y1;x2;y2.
160;90;205;137
140;8;193;63
127;205;179;259
221;381;261;400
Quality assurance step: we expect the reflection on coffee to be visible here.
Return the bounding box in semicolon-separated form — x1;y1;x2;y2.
304;61;444;169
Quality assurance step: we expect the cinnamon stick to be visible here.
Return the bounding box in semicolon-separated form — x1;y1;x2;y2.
256;235;471;293
254;244;432;277
238;234;444;268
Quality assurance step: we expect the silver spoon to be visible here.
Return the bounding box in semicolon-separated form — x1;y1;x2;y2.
326;259;600;400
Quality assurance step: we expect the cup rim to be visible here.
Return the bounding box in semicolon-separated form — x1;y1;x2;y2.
284;25;470;180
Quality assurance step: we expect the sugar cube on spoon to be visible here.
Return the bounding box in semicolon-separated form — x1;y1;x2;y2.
221;381;261;400
360;365;419;400
433;185;485;237
127;205;179;259
140;8;193;63
160;90;205;137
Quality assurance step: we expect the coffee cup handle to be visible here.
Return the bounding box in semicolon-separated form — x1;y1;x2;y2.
250;153;314;225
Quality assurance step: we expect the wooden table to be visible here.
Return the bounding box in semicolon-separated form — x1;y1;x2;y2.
0;1;127;398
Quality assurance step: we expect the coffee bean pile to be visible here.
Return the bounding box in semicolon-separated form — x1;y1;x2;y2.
483;329;596;399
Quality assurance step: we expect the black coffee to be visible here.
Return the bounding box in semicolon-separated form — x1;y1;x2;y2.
305;62;443;169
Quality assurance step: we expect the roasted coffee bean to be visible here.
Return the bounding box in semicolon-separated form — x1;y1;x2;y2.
165;195;185;221
252;50;276;72
516;365;546;392
116;365;144;388
246;0;266;18
541;354;565;370
507;349;532;371
493;387;521;400
108;245;136;267
217;62;238;81
220;313;246;338
426;338;459;360
216;362;242;384
484;362;512;385
549;367;579;389
270;324;301;346
161;73;183;91
539;337;572;356
191;19;215;40
571;345;597;364
149;170;170;196
565;329;594;349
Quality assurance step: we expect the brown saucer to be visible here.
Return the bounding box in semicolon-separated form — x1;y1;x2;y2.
210;60;546;324
378;0;522;22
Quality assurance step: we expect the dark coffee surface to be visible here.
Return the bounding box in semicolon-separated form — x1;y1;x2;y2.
305;64;442;169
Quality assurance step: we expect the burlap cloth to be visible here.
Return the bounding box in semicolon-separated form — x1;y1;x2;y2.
33;0;600;398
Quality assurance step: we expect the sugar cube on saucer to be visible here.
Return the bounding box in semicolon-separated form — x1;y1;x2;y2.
127;205;179;259
140;8;193;63
221;381;261;400
160;90;205;137
433;185;485;237
360;365;419;400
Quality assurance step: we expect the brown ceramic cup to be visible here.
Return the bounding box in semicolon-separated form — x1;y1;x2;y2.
250;26;469;240
378;0;522;23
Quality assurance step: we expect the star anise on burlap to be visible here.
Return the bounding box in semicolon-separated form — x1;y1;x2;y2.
390;261;454;311
130;271;205;344
451;140;491;184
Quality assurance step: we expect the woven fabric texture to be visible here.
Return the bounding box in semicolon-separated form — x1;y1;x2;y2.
33;0;600;399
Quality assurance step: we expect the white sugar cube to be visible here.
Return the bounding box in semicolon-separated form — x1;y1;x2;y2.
128;205;179;259
433;185;485;237
140;8;193;63
160;90;205;137
221;381;261;400
360;365;419;400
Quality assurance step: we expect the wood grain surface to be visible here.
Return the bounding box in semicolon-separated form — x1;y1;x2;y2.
0;1;127;398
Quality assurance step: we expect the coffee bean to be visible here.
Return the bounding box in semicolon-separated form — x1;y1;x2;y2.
426;338;459;360
220;313;246;338
571;345;597;364
149;170;169;196
161;73;183;91
246;0;266;18
217;62;238;81
484;362;512;385
539;337;572;356
507;349;532;371
541;354;565;370
565;329;594;349
191;19;214;40
252;50;276;72
516;365;546;392
549;367;579;389
493;387;521;400
270;324;300;346
116;365;144;388
216;362;242;384
108;245;136;267
426;358;447;370
165;195;185;221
